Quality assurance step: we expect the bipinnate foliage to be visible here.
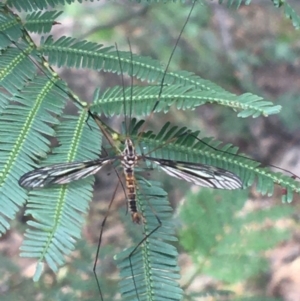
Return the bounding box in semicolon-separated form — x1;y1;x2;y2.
179;190;292;285
0;1;299;300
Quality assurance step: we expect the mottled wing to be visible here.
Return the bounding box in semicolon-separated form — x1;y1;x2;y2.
145;157;242;190
19;158;115;189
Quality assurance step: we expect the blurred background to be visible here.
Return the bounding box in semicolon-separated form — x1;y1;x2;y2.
1;1;300;300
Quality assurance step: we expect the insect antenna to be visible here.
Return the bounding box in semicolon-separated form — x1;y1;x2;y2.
128;38;135;137
138;0;197;135
115;42;129;137
112;42;145;301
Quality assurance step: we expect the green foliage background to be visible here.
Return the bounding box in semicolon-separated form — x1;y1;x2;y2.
0;0;300;300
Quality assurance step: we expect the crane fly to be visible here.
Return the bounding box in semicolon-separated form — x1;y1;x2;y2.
18;124;243;223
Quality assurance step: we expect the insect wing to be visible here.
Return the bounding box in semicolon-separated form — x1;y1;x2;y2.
19;158;115;189
145;157;242;190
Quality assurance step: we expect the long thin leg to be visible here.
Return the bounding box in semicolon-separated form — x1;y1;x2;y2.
93;181;120;301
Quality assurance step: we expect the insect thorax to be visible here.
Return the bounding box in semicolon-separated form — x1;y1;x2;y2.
121;138;138;170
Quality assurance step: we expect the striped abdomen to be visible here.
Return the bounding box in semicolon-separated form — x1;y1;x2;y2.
121;138;141;224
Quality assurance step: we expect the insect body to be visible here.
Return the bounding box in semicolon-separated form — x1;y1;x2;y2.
19;133;243;222
121;138;141;224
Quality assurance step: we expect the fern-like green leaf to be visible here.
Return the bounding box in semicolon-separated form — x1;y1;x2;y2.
0;74;68;234
0;44;37;95
1;6;278;120
20;112;102;279
115;179;182;301
40;35;279;118
91;85;280;119
0;9;23;49
6;0;76;12
41;36;232;93
41;35;115;69
272;0;300;30
25;10;63;34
